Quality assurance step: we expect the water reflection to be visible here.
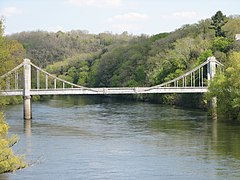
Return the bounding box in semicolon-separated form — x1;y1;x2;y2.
23;119;32;157
211;121;240;159
24;119;32;137
40;96;240;161
148;114;240;161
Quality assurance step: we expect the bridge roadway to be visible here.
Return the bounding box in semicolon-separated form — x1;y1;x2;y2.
0;87;208;96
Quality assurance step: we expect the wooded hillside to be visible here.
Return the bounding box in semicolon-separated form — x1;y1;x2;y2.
6;11;240;119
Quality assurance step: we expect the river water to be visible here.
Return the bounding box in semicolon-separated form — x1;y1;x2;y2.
1;96;240;180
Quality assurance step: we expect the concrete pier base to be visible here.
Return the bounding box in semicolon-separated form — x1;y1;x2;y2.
24;96;32;120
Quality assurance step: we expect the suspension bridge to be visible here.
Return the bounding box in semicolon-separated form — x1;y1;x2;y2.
0;56;223;119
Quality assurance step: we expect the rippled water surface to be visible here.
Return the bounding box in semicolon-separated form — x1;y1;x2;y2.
1;96;240;180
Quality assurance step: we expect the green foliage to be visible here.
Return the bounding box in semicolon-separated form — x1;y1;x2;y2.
78;61;89;86
134;66;146;84
0;19;26;106
0;113;26;174
208;52;240;121
88;59;101;87
209;11;228;37
7;30;133;66
212;36;233;53
98;36;150;87
223;16;240;38
0;35;25;74
149;32;169;42
0;20;27;173
197;50;213;64
45;52;100;86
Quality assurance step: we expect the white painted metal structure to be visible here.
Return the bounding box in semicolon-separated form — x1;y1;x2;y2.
0;57;223;119
0;57;223;96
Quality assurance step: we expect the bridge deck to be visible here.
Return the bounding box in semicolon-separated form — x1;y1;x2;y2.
0;87;208;96
0;58;220;119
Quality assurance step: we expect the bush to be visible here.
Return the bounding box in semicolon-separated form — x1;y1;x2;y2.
0;112;26;174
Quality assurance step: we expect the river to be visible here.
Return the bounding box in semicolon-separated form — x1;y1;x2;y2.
1;96;240;180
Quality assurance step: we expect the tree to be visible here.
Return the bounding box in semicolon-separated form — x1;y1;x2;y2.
212;36;233;53
209;11;228;37
0;113;26;174
0;20;26;173
223;16;240;38
208;52;240;121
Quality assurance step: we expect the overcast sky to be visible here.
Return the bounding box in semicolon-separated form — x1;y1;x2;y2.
0;0;240;35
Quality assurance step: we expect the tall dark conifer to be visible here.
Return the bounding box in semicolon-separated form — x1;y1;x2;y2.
209;11;228;37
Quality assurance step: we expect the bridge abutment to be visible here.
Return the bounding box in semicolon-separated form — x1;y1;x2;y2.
23;59;32;120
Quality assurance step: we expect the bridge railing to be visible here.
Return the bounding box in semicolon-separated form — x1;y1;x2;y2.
29;62;84;89
0;63;24;90
0;59;102;97
149;56;223;90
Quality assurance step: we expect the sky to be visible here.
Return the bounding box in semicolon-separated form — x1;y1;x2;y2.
0;0;240;35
